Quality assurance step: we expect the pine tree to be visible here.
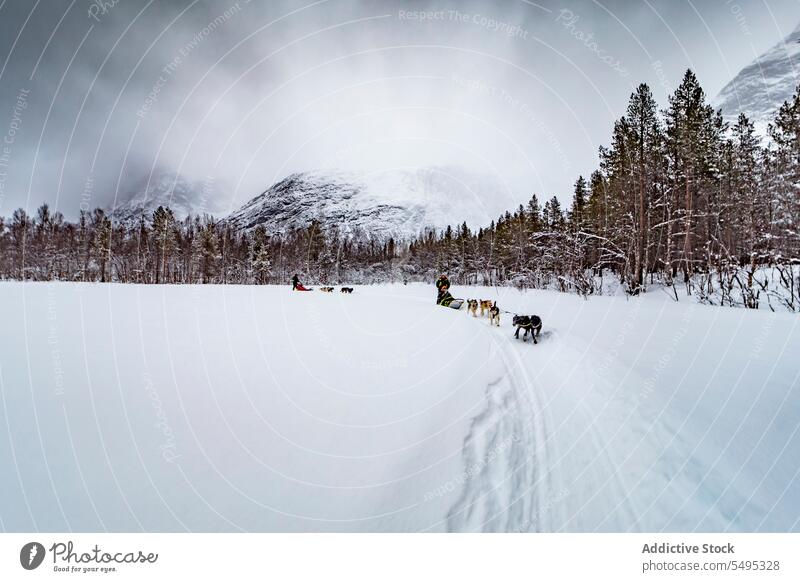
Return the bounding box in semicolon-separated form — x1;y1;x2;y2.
10;208;31;279
526;194;542;232
543;196;565;231
151;206;176;284
91;209;112;282
730;114;764;262
586;170;608;271
664;69;724;284
568;176;588;234
251;225;271;284
35;203;55;279
197;219;219;284
768;84;800;261
625;83;663;292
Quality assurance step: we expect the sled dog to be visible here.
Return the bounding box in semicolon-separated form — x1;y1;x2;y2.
488;302;501;327
340;287;354;294
479;300;493;317
466;299;478;317
512;315;542;343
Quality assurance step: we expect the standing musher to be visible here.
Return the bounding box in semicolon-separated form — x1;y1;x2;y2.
291;273;311;291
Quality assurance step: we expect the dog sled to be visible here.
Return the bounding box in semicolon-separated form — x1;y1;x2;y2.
437;292;464;310
445;298;464;310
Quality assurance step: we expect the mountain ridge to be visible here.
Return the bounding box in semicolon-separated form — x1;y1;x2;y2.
223;167;520;240
714;22;800;131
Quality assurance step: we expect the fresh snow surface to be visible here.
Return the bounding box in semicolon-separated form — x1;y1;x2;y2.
0;282;798;532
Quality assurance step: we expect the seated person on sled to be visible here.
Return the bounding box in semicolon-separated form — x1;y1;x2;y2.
435;274;455;306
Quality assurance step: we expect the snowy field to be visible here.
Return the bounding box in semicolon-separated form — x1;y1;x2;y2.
0;282;798;532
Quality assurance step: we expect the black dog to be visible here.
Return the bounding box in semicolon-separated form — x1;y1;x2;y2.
512;315;543;343
340;287;354;294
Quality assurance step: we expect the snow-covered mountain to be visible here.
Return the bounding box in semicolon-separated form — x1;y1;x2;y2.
107;170;229;224
714;21;800;131
225;167;520;240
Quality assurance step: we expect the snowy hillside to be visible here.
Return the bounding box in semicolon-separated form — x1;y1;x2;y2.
107;170;229;225
714;21;800;131
224;167;520;240
1;282;798;532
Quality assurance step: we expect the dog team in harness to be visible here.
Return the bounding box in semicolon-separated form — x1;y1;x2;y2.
293;272;542;342
437;273;544;343
291;274;353;294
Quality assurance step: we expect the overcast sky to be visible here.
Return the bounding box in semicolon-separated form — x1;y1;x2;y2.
0;0;798;219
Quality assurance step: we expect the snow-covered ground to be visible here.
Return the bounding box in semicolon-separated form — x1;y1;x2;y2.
0;282;798;532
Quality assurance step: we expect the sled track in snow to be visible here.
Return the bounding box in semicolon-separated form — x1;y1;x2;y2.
445;321;552;532
444;306;650;532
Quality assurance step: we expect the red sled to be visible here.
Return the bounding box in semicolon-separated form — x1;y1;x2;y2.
294;284;312;291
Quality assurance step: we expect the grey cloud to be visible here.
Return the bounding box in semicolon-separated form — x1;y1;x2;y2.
0;0;797;219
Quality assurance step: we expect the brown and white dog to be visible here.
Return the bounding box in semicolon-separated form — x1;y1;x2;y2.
488;302;501;326
466;299;478;317
479;299;493;317
320;286;335;292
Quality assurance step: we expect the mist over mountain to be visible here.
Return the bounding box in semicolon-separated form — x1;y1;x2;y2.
224;166;521;240
714;21;800;132
6;1;800;216
107;169;231;225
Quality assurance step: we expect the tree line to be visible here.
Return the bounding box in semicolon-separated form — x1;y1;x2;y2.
0;69;798;310
406;70;799;310
0;205;396;287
